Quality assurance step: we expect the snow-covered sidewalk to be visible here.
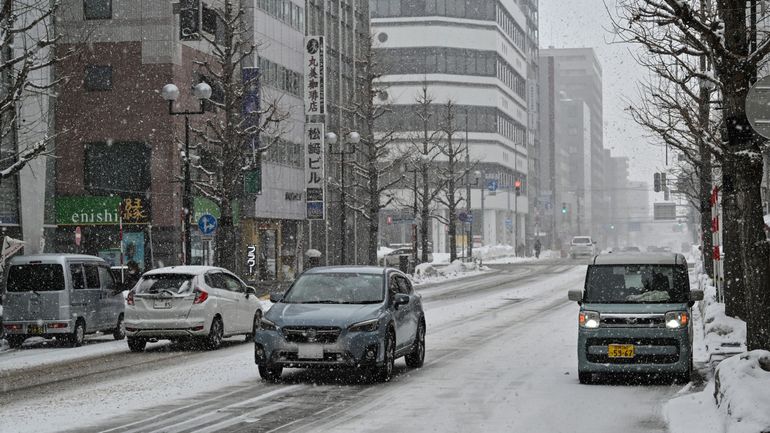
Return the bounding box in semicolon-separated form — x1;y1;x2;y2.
664;270;770;433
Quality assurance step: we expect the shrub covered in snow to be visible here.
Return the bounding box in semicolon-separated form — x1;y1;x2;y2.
713;350;770;432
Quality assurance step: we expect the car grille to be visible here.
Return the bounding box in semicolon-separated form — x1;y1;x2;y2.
282;326;341;344
601;314;666;328
586;337;680;364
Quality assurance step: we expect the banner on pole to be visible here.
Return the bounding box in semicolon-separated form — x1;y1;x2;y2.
304;36;326;116
305;123;325;220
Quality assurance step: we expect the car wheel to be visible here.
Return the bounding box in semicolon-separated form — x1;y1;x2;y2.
244;310;262;342
258;365;283;382
373;330;396;382
113;314;126;340
578;372;593;384
127;337;147;352
206;317;224;350
68;320;86;347
675;355;693;385
405;320;425;368
6;336;25;349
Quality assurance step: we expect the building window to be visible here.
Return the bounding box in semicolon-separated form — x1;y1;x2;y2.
85;142;151;195
84;65;113;91
84;0;111;20
180;0;201;40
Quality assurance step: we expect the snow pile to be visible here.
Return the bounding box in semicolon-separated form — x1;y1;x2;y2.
377;246;394;259
696;276;746;365
411;260;488;286
712;350;770;433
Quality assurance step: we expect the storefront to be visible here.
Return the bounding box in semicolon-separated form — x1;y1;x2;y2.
241;218;302;287
55;196;152;271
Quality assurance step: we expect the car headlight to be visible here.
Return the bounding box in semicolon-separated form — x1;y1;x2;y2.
260;318;278;331
665;311;689;329
579;311;600;329
349;319;379;332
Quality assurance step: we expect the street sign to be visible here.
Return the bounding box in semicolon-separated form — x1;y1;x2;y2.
458;211;473;223
198;213;218;235
653;202;677;221
746;75;770;139
486;179;498;192
505;219;513;230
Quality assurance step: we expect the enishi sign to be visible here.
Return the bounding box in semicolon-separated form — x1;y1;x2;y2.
305;123;326;220
304;36;326;116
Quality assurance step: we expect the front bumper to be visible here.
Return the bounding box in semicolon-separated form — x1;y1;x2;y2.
254;328;384;369
2;319;73;336
577;327;691;375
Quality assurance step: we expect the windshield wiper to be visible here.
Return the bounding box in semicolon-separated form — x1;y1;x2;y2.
301;300;346;304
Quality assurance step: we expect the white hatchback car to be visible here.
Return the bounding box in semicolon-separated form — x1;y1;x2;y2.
124;266;268;351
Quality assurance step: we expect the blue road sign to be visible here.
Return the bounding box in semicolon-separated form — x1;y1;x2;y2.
487;179;498;192
505;218;513;230
198;213;218;235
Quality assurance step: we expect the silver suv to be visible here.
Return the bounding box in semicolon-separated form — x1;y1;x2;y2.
254;266;426;382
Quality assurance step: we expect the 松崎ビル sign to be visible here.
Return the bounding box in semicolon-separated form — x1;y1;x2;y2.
305;123;325;220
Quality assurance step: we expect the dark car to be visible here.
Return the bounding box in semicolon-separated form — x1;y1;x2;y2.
254;266;426;382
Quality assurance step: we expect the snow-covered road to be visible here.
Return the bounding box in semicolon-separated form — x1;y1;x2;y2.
0;261;688;433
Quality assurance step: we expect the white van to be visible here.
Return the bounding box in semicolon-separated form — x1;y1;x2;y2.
2;254;126;348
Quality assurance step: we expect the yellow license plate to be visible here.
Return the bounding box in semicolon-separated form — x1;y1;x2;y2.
28;325;45;335
608;344;635;358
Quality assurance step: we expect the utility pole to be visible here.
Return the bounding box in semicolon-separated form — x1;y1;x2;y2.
465;111;472;259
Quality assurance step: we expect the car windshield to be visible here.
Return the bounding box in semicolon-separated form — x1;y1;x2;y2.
572;237;591;244
6;264;65;292
282;273;384;304
584;265;688;304
135;274;194;295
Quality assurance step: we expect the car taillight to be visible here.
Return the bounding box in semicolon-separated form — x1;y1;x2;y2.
194;288;208;304
3;323;22;330
126;290;135;306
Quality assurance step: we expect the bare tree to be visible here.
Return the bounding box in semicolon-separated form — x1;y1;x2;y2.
616;0;770;349
187;0;288;271
346;34;402;265
407;83;444;263
435;100;467;262
0;0;64;182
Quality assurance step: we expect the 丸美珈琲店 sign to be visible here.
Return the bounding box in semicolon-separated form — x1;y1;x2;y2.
56;196;150;225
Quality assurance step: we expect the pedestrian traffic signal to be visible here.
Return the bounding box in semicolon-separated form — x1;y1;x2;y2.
514;179;522;196
654;172;661;192
561;202;568;214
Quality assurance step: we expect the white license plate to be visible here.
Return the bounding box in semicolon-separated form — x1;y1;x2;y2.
153;299;172;309
298;344;324;359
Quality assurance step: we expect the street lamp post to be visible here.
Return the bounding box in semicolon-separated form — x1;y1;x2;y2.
161;82;212;266
327;131;359;265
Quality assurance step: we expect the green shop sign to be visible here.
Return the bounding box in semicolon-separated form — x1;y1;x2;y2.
56;196;150;226
193;197;239;223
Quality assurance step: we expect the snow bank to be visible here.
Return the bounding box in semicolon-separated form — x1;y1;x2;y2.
377;246;394;259
411;260;488;286
713;350;770;433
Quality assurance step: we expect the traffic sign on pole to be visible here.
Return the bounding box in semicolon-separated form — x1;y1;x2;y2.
198;214;218;235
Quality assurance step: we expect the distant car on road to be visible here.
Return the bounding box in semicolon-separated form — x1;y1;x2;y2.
569;236;596;259
382;248;433;267
124;266;267;352
254;266;426;382
568;253;703;384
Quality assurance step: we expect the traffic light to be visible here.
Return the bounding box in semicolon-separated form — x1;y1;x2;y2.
660;172;668;191
514;179;522;196
562;202;568;214
654;172;661;192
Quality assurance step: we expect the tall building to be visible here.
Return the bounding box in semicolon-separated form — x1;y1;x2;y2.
304;0;371;265
539;47;604;249
371;0;539;252
53;0;307;285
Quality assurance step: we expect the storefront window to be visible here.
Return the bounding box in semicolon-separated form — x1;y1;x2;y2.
258;228;277;281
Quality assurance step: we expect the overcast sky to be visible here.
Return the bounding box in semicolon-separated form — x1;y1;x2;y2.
538;0;666;183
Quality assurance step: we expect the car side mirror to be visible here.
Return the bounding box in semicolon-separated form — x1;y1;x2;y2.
245;286;257;298
689;289;704;302
269;292;284;303
568;289;583;303
394;293;410;309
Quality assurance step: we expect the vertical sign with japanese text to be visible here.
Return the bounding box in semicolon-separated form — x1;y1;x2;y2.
304;36;326;116
305;123;325;220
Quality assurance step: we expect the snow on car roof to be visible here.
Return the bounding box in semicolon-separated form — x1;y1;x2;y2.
304;266;387;275
8;253;105;264
592;253;685;266
142;265;227;275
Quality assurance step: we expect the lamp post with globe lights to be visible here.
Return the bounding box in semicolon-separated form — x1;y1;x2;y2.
161;82;212;265
326;131;360;265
